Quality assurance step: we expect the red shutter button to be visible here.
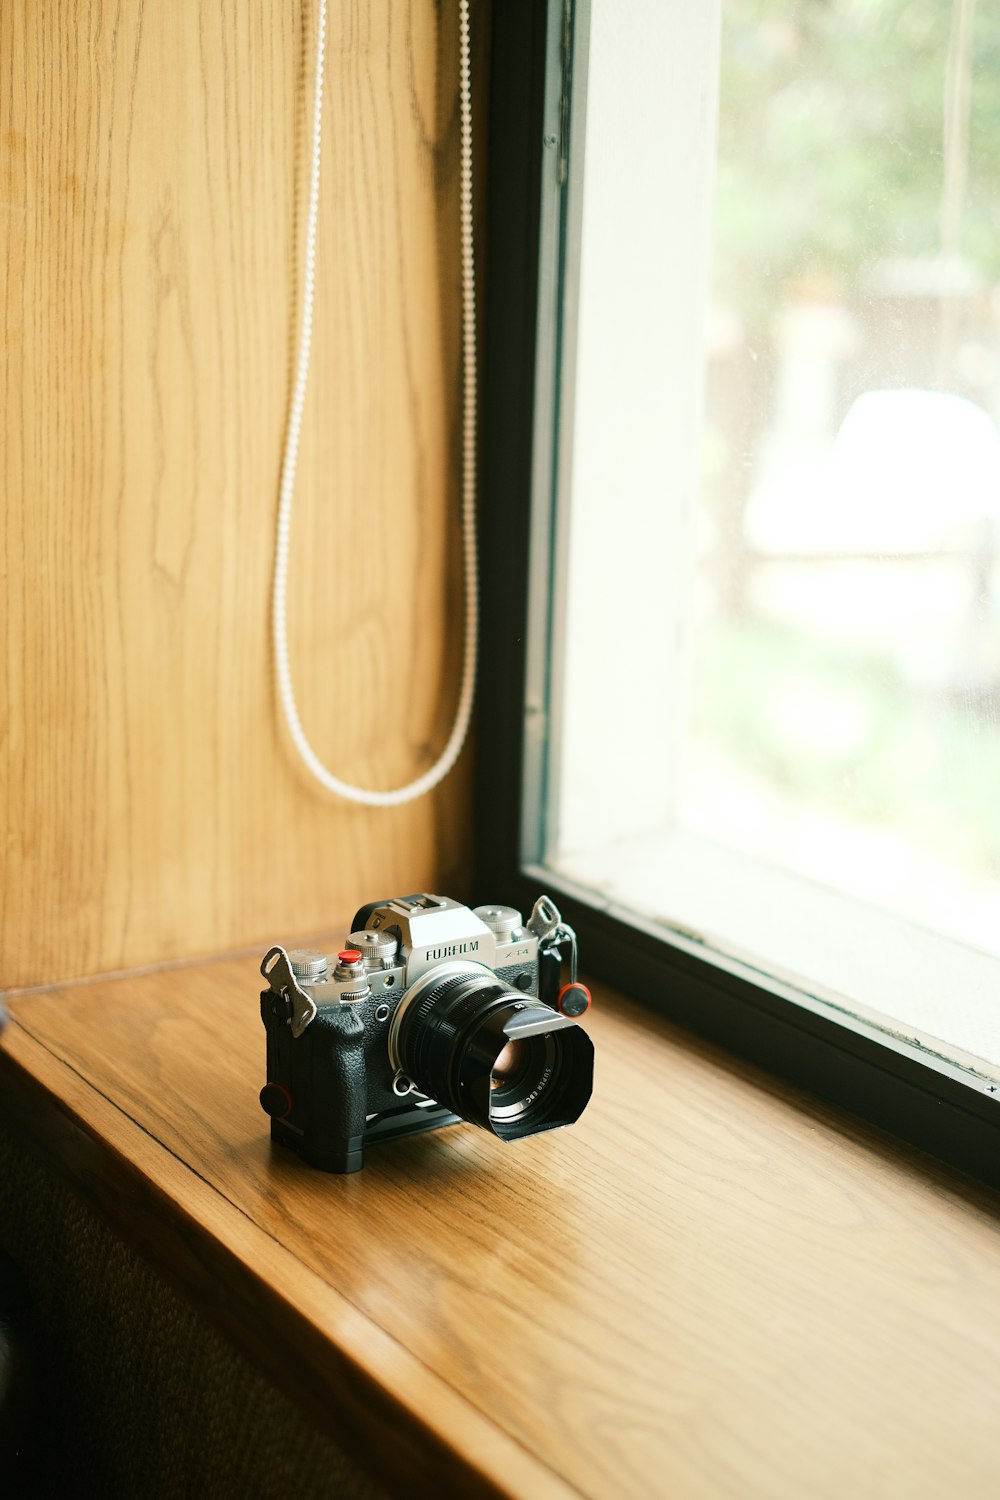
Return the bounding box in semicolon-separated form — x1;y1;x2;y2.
556;982;592;1018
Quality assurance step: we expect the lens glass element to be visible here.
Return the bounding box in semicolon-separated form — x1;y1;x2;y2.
490;1039;525;1087
393;963;594;1141
488;1034;558;1122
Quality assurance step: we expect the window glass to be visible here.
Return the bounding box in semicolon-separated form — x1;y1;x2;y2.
544;0;1000;1072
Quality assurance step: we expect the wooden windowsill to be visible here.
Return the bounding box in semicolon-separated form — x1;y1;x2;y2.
3;947;1000;1498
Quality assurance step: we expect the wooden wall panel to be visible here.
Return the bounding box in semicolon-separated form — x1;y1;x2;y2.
1;1;482;987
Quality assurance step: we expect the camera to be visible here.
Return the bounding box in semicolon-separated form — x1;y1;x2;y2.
259;893;594;1173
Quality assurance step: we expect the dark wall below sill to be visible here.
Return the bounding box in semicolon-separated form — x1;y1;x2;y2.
0;1132;391;1500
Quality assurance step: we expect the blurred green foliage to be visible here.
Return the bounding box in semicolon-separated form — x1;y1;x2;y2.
715;0;1000;322
696;616;1000;875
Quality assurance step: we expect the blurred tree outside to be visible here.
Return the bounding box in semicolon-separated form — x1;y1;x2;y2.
714;0;1000;315
687;0;1000;946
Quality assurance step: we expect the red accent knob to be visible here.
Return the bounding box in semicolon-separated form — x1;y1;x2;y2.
259;1081;293;1119
556;982;592;1018
338;949;362;963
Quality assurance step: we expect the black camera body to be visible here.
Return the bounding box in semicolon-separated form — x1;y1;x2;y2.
259;893;593;1173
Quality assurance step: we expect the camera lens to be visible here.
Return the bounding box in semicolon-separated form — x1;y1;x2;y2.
391;963;593;1141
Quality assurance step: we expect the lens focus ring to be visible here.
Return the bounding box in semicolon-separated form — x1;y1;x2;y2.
393;967;594;1141
398;973;514;1106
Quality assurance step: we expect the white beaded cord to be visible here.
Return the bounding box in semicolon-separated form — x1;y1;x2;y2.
271;0;478;807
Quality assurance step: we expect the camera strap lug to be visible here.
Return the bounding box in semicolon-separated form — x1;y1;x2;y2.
561;926;579;985
260;946;318;1039
528;895;579;987
527;894;561;946
539;928;578;984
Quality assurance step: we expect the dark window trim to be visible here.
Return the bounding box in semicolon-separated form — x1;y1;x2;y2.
475;0;1000;1189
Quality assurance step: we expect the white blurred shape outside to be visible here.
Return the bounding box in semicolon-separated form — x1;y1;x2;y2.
748;387;1000;556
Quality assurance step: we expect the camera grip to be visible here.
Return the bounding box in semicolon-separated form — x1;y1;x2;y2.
304;1005;368;1173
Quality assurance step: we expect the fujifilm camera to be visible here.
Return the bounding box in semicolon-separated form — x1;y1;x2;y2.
259;893;594;1173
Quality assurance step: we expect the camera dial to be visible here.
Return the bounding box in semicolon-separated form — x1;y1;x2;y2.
348;930;399;968
472;904;523;941
289;950;328;980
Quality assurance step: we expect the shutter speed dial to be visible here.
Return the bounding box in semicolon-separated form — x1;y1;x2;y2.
348;930;400;968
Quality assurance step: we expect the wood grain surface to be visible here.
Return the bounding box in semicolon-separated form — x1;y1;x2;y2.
5;952;1000;1499
1;1;485;988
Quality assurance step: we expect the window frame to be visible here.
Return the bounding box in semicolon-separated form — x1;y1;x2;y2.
475;0;1000;1188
